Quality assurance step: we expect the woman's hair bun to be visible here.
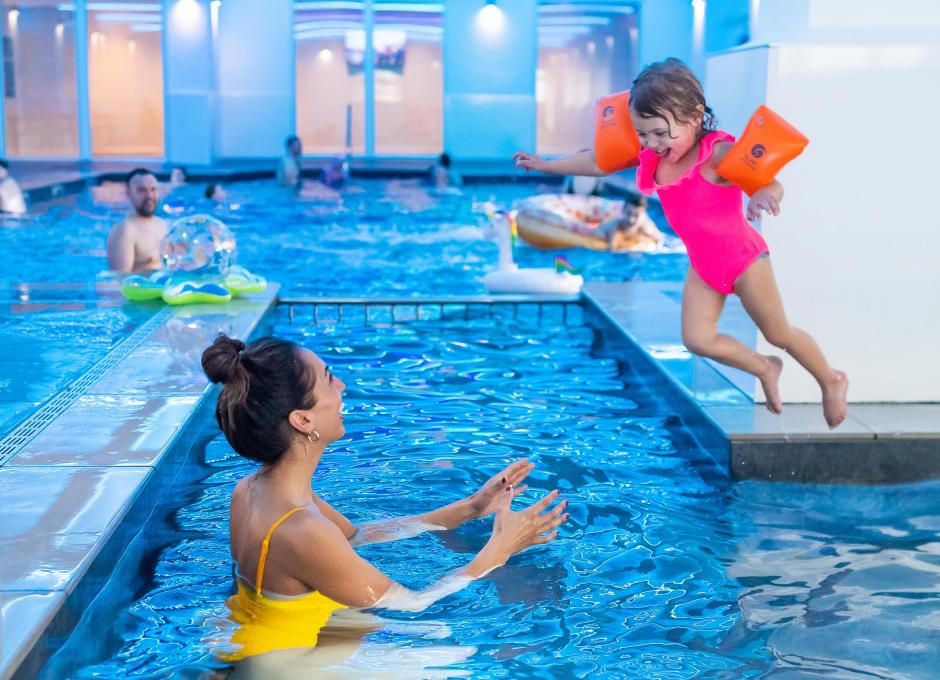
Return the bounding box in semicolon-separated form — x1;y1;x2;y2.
201;334;247;384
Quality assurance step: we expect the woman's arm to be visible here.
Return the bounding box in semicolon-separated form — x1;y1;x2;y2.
315;459;536;547
512;149;606;177
290;486;569;612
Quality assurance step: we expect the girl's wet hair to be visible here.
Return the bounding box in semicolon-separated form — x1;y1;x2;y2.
630;58;716;137
201;334;317;464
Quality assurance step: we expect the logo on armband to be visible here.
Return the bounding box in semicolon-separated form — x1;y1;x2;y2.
751;144;766;159
603;105;615;118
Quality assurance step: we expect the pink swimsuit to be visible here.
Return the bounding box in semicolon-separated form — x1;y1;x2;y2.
636;130;769;295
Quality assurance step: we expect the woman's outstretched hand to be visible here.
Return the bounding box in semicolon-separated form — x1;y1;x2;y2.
486;486;568;566
468;458;534;519
513;151;547;172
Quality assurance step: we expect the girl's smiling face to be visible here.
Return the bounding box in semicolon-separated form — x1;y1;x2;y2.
630;106;702;164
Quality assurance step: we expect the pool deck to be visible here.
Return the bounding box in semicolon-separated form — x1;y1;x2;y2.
0;287;279;680
2;168;938;679
584;281;940;485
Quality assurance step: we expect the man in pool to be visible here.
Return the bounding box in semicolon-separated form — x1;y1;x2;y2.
106;168;168;274
277;135;303;188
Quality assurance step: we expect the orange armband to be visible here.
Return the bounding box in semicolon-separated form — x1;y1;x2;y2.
715;105;809;195
594;91;641;174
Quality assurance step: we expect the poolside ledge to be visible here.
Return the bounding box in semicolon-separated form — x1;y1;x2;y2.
0;287;278;680
583;281;940;485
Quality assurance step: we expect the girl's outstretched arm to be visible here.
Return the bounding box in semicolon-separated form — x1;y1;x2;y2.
512;149;606;177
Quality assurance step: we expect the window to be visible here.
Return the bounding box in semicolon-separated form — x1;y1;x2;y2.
294;0;366;155
373;0;441;155
88;0;164;156
536;2;637;155
2;1;79;157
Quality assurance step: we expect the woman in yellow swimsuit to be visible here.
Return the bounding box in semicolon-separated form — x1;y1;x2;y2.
201;334;569;666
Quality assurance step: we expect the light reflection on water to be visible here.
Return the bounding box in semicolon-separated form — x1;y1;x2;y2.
48;310;940;679
0;179;688;299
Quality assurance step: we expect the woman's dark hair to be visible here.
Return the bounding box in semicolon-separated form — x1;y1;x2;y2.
204;183;220;199
201;335;317;464
630;58;716;137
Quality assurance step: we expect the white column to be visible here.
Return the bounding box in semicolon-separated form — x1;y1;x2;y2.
216;0;293;158
706;1;940;402
163;0;214;165
443;0;537;160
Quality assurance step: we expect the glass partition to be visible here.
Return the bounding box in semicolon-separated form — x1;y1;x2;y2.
87;0;164;157
373;0;441;156
2;0;79;157
536;2;637;155
294;0;366;155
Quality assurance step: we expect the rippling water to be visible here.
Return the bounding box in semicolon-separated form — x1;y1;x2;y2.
45;308;940;679
0;178;689;299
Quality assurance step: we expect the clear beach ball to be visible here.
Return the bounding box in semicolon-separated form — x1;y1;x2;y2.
161;214;237;274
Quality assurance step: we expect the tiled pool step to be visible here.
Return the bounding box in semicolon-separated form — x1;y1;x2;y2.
584;281;940;484
0;288;278;680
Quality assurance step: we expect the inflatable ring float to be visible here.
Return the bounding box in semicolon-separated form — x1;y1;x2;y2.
514;194;624;251
120;266;266;306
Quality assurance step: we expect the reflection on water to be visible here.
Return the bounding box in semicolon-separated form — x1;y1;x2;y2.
2;179;687;301
725;482;940;679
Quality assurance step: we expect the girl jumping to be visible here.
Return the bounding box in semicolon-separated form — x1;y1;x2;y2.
513;58;848;428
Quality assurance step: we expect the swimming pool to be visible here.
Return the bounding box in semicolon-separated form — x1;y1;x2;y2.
14;177;940;679
0;177;684;448
40;304;940;679
0;178;688;299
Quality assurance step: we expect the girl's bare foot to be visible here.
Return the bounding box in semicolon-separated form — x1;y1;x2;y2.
822;370;849;429
759;356;784;414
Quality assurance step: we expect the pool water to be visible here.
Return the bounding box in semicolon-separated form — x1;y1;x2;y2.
0;302;157;439
0;178;688;299
0;176;685;442
45;307;940;679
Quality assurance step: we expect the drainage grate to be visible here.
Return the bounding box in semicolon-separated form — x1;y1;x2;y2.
0;307;175;466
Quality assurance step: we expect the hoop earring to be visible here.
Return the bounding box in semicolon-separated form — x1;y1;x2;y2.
308;430;320;443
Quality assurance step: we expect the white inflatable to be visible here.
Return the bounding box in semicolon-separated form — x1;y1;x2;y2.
482;211;582;295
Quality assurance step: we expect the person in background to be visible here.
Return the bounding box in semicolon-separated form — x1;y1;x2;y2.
321;156;349;190
169;166;188;187
277;135;303;188
0;159;26;215
205;183;228;204
106;168;168;274
427;152;461;190
599;193;666;252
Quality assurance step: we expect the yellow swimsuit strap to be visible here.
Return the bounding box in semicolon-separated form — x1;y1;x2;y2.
255;507;305;597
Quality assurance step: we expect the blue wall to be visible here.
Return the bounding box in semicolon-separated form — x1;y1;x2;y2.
443;0;537;160
638;0;693;73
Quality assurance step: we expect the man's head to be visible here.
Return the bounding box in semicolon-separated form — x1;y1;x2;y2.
126;168;159;217
205;183;227;202
285;135;302;157
0;159;9;181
